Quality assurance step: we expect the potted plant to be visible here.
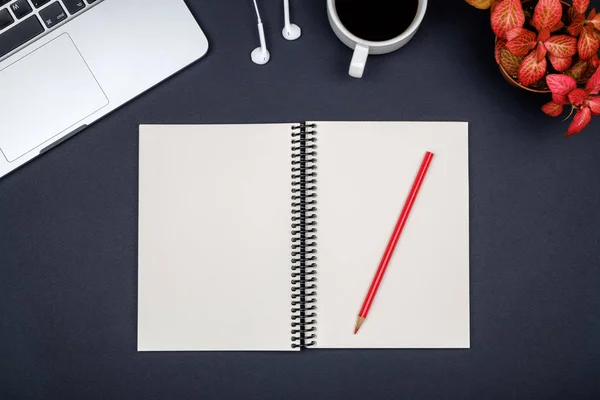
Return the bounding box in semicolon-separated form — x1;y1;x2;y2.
466;0;600;135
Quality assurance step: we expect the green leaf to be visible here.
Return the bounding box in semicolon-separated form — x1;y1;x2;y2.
500;48;524;76
466;0;494;9
564;60;588;80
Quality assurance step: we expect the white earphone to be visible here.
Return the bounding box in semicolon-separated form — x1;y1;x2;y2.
282;0;301;41
251;0;301;65
251;0;270;65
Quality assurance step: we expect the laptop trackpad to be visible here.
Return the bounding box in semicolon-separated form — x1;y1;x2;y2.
0;34;108;162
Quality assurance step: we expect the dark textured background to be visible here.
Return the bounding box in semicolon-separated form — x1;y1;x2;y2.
1;0;600;398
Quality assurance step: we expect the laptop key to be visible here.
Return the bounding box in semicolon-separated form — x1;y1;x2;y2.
0;15;44;58
11;0;33;19
0;9;13;30
31;0;51;7
63;0;85;15
39;2;67;28
0;0;11;6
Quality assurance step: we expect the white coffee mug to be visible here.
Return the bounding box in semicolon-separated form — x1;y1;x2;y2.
327;0;428;78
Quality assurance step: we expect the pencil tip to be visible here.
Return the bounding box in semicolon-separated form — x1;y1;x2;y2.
354;316;365;334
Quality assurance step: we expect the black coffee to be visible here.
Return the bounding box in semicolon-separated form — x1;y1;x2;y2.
335;0;418;42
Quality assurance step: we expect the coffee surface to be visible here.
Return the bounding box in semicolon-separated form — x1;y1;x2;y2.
335;0;419;42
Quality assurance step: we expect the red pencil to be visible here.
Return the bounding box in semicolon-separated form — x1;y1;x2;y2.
354;151;435;334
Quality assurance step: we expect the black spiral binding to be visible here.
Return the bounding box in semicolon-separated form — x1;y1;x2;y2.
291;122;318;349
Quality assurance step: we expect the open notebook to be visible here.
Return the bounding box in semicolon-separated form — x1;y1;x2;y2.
138;122;470;351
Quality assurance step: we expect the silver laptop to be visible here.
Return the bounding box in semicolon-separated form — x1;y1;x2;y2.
0;0;209;178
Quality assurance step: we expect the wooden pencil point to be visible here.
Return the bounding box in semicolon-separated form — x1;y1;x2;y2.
354;317;365;334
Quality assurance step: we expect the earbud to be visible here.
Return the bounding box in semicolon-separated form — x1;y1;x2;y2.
251;0;270;65
282;0;301;40
251;22;271;65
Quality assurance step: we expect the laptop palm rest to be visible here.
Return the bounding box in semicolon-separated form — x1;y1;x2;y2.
0;33;108;162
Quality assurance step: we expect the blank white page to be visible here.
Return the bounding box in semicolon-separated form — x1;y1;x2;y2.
315;121;469;348
138;124;294;351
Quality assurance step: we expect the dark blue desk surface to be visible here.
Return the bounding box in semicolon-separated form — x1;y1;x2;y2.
1;0;599;398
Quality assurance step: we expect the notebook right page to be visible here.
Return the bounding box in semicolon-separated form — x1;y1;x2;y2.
315;121;469;349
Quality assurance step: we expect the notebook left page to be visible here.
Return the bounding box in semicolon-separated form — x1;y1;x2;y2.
138;124;295;351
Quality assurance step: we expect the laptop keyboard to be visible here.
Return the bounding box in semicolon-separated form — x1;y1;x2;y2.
0;0;101;60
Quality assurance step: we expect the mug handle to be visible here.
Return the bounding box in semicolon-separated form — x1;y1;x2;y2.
349;44;369;78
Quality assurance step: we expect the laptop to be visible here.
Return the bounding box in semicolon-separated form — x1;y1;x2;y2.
0;0;209;178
